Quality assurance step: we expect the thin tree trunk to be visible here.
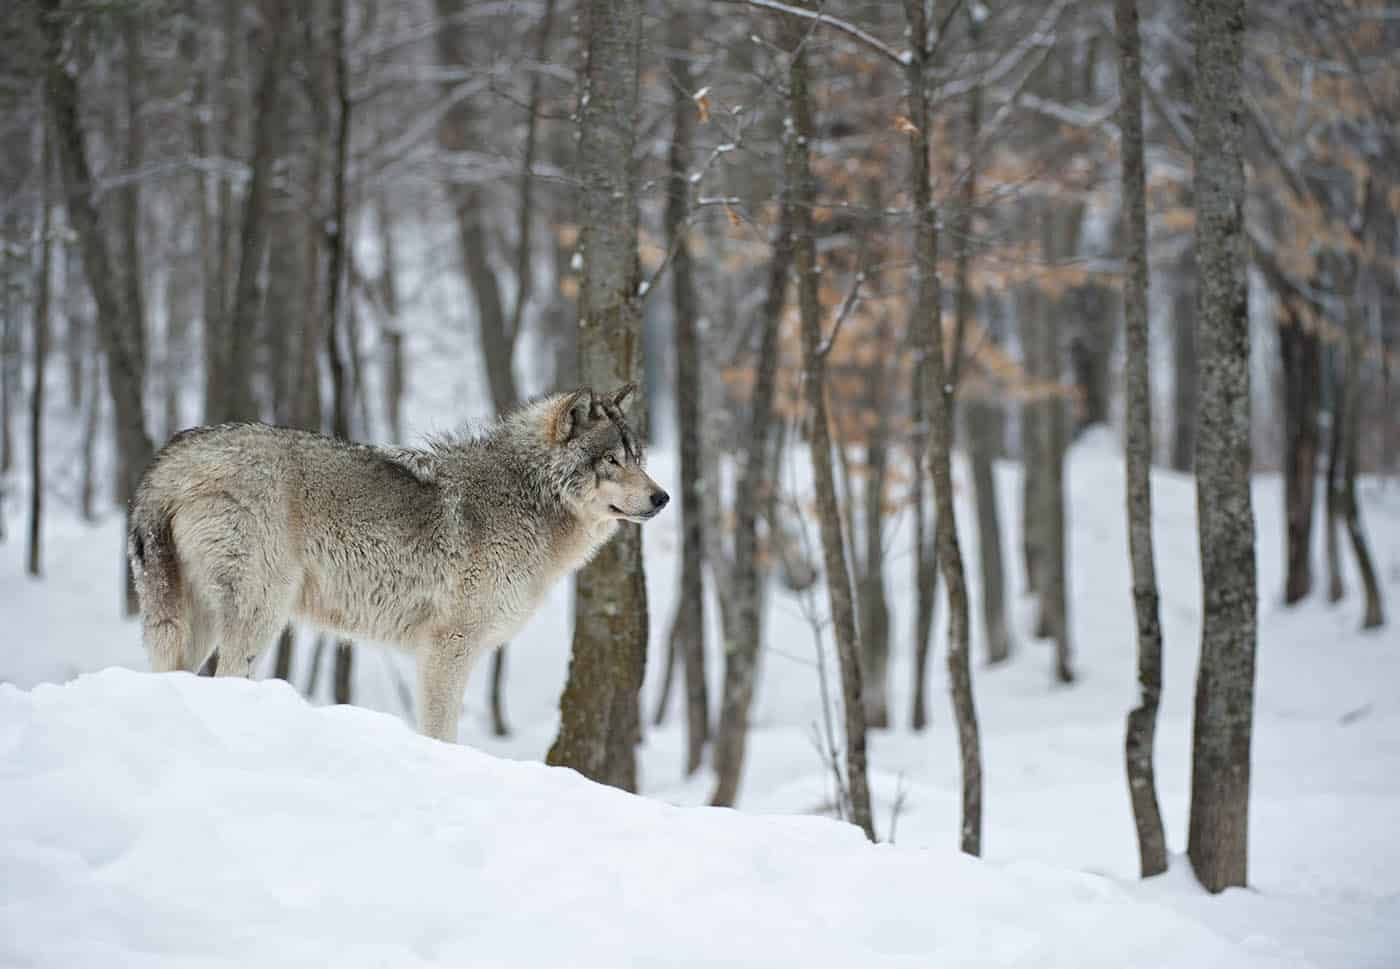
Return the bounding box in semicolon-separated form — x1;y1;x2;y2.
28;123;53;578
1278;301;1320;604
40;0;155;611
968;400;1009;664
223;0;292;424
326;0;355;704
1340;297;1384;630
952;36;1009;667
1325;349;1346;603
1116;0;1167;879
665;7;709;775
1170;263;1198;472
120;16;147;421
907;0;982;855
858;421;891;730
547;0;648;792
1021;287;1046;603
910;343;938;730
787;3;873;841
710;169;794;806
80;351;100;523
1187;0;1257;895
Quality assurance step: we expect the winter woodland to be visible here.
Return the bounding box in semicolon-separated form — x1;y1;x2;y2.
2;0;1398;966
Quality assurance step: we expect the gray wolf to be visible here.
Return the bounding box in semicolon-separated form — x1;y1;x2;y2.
127;385;667;742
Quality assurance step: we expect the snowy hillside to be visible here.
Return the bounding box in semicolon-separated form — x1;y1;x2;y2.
3;435;1399;967
0;670;1319;969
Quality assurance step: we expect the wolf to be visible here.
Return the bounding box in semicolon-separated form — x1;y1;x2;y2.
127;384;667;742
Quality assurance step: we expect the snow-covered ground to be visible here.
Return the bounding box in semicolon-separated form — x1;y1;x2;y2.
4;431;1399;967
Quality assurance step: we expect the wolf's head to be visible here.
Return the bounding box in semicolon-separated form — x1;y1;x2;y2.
546;384;669;526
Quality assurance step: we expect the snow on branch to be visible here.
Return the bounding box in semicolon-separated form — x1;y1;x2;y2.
721;0;907;67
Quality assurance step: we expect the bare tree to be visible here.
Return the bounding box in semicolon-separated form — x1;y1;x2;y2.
1187;0;1257;895
1115;0;1167;879
40;0;155;611
28;115;52;578
547;0;649;792
786;1;873;842
662;7;709;775
1338;284;1384;630
710;157;794;807
909;344;938;730
905;0;982;856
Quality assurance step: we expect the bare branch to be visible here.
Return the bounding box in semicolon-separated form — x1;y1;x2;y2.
719;0;907;67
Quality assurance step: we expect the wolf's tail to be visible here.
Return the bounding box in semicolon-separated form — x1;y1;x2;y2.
129;499;188;672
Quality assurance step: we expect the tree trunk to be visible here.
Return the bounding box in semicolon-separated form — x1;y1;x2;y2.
909;345;938;730
858;314;893;729
28;126;53;578
906;0;982;855
952;40;1009;667
787;6;873;841
41;0;155;611
1021;316;1044;600
222;0;291;424
547;0;648;793
968;400;1009;664
326;0;355;704
665;8;709;776
1038;273;1074;684
1116;0;1168;879
1324;347;1346;603
710;164;794;806
1170;261;1198;472
1340;297;1384;630
1187;0;1257;895
120;15;147;428
1278;301;1320;605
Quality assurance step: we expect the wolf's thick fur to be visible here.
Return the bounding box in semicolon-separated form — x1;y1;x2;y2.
127;386;667;741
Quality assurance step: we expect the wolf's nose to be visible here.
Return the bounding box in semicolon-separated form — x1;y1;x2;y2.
651;491;670;510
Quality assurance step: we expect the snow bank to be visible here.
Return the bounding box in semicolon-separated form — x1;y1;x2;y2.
1;670;1301;969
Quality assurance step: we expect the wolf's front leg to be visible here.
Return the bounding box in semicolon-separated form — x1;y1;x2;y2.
416;634;482;742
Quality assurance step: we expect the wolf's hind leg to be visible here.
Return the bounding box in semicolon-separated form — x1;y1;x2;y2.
212;581;297;679
417;635;481;742
144;613;191;673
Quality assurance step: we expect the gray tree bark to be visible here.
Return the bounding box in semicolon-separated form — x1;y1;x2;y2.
1170;258;1198;472
951;33;1009;668
40;0;155;611
1116;0;1168;879
547;0;648;792
710;164;794;807
325;0;355;703
28;122;53;578
1276;295;1320;605
1339;294;1384;630
663;8;709;775
1187;0;1257;895
222;0;292;424
909;347;939;730
787;5;873;841
906;0;982;856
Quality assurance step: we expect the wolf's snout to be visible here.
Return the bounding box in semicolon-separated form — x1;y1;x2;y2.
651;490;670;511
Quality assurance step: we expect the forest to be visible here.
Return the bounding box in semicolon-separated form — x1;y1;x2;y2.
1;0;1397;965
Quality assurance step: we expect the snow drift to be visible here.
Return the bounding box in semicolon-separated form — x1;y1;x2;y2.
2;669;1303;969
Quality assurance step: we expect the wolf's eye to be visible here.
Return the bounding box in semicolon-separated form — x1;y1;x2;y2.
605;454;621;468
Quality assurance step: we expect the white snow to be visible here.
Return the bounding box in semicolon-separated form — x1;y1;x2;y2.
0;670;1314;968
3;431;1399;967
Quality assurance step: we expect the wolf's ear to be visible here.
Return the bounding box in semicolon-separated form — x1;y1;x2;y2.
610;382;637;411
554;388;593;444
